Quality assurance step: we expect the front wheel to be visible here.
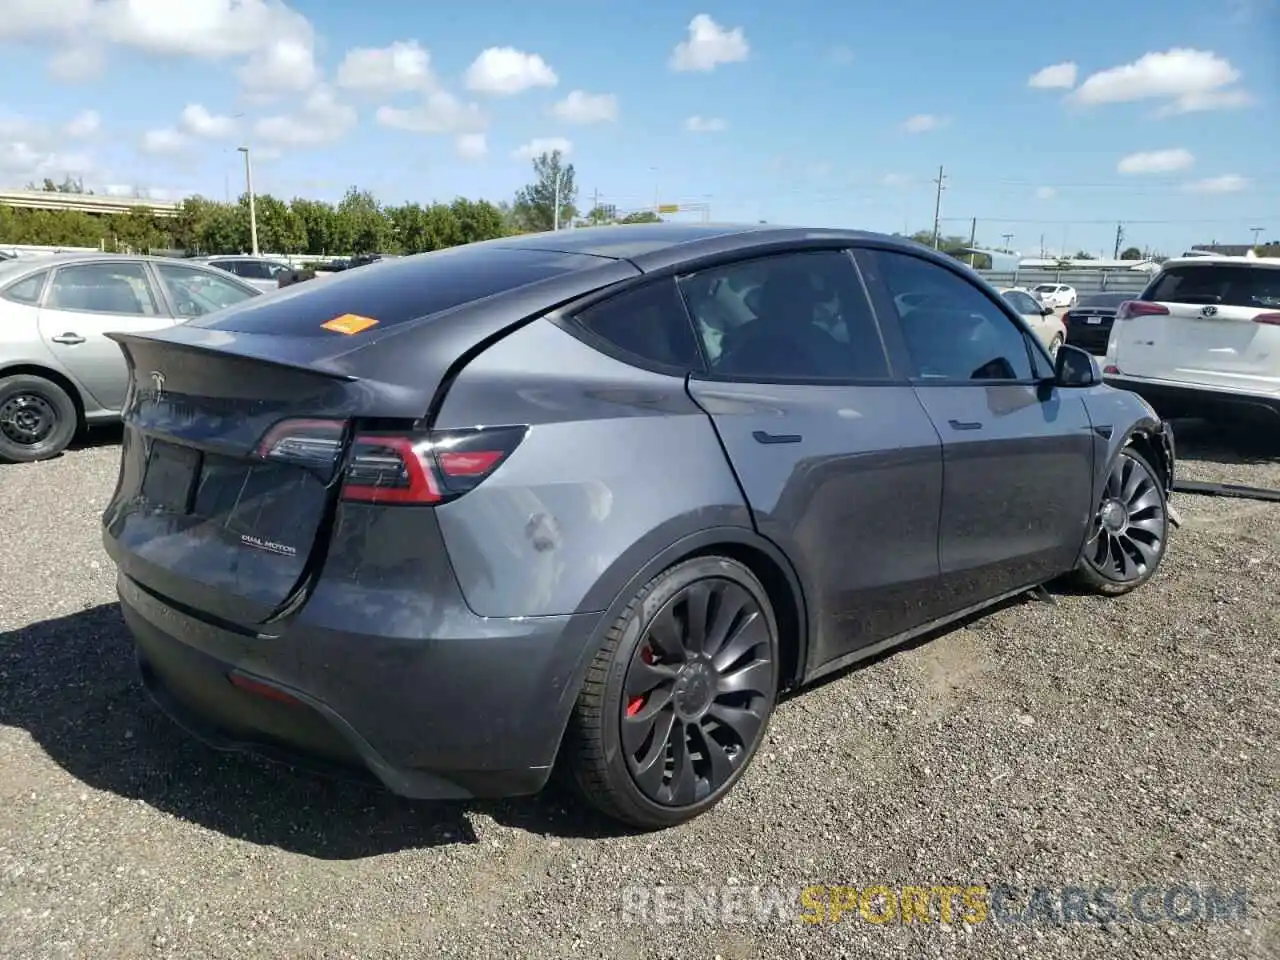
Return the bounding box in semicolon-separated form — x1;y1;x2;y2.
0;374;79;463
1072;448;1169;595
565;556;779;829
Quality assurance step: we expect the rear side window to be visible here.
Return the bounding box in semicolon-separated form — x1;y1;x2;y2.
2;270;48;305
191;246;601;336
1146;265;1280;309
573;280;703;370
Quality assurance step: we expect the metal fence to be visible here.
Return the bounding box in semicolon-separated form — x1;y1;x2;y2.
976;268;1153;296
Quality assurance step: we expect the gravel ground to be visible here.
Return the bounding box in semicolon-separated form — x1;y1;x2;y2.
0;421;1277;960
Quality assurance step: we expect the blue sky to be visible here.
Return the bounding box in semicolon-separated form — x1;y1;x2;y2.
0;0;1276;256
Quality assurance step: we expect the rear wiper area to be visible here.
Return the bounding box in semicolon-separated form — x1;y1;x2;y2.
1175;294;1224;304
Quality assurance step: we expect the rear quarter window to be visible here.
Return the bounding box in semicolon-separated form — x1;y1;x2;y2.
1146;265;1280;309
1;269;48;305
571;279;703;371
190;246;602;336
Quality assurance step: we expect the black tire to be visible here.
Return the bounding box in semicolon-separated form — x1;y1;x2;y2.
566;555;779;830
1072;447;1169;596
0;374;78;463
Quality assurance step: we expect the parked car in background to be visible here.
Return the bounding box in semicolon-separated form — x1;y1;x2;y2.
100;223;1175;831
1104;255;1280;425
0;253;261;462
1033;283;1078;309
347;253;400;269
192;255;293;293
999;286;1067;355
1063;292;1130;356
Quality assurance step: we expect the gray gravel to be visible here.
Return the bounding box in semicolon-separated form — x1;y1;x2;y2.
1;421;1277;960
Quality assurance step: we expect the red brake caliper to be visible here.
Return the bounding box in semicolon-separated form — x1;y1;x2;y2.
625;645;654;717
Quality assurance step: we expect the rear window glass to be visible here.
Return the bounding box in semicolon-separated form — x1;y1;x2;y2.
2;269;48;304
1077;293;1129;307
190;246;602;336
1146;265;1280;309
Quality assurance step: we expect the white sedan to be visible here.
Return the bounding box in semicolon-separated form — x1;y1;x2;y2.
1032;283;1078;309
1000;287;1068;356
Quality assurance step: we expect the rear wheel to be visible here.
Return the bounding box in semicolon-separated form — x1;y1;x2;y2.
1072;448;1169;595
566;556;779;829
0;374;78;463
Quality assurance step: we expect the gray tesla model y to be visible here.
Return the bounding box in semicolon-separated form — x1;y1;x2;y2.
102;223;1176;829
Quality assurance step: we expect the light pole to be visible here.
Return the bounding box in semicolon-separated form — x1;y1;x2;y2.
552;168;563;231
237;145;259;256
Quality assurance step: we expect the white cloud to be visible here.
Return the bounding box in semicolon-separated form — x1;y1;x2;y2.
550;90;618;125
513;137;572;160
47;43;105;82
881;173;913;187
455;133;487;161
64;109;100;138
1035;186;1057;199
1070;49;1250;115
464;47;557;95
337;40;434;95
237;36;319;98
255;85;356;146
902;113;946;133
670;14;749;72
0;109;97;182
141;127;189;154
1182;174;1250;194
1117;148;1195;174
1028;61;1077;89
685;115;727;133
180;104;237;138
375;91;487;134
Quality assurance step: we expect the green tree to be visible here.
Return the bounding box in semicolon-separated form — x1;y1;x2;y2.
290;197;339;255
450;197;506;244
1119;246;1143;260
253;194;306;254
1073;250;1096;260
512;150;576;232
335;187;389;254
619;210;662;224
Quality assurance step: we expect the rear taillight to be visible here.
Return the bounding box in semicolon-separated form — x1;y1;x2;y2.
1103;364;1121;374
256;418;345;475
1254;312;1280;326
341;426;526;505
1115;301;1169;321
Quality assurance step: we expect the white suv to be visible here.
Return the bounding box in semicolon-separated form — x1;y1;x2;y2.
1103;255;1280;425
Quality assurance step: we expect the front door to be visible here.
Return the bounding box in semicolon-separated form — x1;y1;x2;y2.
37;260;175;411
858;248;1096;613
679;248;945;671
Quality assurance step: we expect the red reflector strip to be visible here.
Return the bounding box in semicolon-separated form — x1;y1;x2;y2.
1254;312;1280;326
437;450;504;476
228;673;302;705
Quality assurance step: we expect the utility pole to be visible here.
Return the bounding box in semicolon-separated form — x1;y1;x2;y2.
1039;233;1045;258
1250;226;1265;247
591;187;600;222
553;171;563;231
237;145;258;256
1113;222;1125;259
968;217;977;266
930;165;946;249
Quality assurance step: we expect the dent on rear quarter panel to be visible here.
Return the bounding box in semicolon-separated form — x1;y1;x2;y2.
432;317;753;618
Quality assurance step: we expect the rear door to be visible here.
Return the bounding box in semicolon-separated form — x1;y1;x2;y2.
858;248;1095;612
1110;261;1280;394
36;259;175;411
679;249;945;669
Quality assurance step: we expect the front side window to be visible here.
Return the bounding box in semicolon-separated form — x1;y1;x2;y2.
872;250;1033;382
678;250;891;381
2;269;49;305
234;260;275;281
573;279;702;369
156;263;258;317
1003;291;1038;314
46;262;161;316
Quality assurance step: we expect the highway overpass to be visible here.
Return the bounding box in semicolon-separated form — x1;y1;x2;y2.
0;189;181;217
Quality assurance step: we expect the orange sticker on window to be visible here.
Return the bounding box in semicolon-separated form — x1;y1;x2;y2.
321;313;379;335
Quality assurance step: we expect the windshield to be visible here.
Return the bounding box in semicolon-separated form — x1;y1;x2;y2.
1034;284;1057;292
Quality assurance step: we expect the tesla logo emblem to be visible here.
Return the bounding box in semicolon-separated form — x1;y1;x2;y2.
149;371;165;401
1201;305;1218;317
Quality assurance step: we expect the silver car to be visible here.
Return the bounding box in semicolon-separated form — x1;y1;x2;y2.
191;255;294;292
0;253;261;462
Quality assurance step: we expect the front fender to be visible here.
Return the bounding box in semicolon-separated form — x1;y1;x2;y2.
1082;386;1175;504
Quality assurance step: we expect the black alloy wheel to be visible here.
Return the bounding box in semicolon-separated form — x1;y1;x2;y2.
620;577;775;807
1076;449;1168;594
0;374;78;463
566;556;779;829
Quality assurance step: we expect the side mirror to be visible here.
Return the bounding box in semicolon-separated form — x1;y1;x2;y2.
1054;343;1100;387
